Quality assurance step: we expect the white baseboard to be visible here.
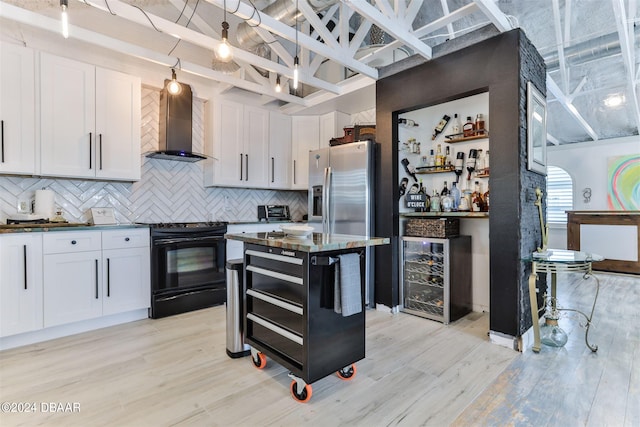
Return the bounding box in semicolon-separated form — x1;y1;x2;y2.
0;309;149;351
375;303;400;314
489;330;521;352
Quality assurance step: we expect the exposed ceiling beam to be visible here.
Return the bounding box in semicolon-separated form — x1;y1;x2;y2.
358;3;478;65
552;0;569;92
473;0;514;32
75;0;340;94
201;0;379;79
298;0;339;50
346;0;433;59
611;0;640;133
546;75;598;141
0;2;307;105
440;0;455;41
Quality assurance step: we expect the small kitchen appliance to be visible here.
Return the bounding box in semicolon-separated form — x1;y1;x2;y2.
257;205;291;221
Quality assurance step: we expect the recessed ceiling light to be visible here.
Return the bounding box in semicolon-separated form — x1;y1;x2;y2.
604;94;625;108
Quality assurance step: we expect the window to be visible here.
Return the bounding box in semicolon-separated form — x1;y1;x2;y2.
546;166;573;224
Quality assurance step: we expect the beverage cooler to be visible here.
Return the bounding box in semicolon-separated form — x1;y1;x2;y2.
400;235;472;324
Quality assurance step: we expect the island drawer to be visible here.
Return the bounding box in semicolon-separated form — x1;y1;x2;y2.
247;313;303;365
247;289;304;335
245;249;305;278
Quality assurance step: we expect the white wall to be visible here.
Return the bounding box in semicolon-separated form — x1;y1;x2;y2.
546;135;640;249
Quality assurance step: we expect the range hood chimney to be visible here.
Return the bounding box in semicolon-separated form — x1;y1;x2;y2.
146;80;206;162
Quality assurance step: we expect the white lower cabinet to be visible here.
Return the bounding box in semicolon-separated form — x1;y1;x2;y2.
42;228;150;328
0;234;43;337
44;250;103;327
102;246;150;316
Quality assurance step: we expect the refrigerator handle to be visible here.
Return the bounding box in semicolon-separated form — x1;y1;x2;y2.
322;166;331;233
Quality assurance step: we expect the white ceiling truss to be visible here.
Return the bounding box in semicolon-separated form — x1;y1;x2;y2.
0;0;638;143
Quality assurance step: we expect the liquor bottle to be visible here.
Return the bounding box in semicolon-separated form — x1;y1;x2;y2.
475;114;485;135
450;182;461;211
451;113;462;135
399;118;418;127
430;189;441;212
415;179;425;213
484;150;490;175
476;149;484;176
483;184;490;212
472;181;484;212
401;158;417;182
441;181;449;196
454;152;464;183
466;149;478;180
435;144;443;170
459;186;472;211
432;115;451;140
463;116;475;137
444;146;452;168
441;192;453;212
428;149;436;169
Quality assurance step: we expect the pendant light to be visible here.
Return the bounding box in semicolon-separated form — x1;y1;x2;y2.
215;0;234;63
275;75;282;93
60;0;69;39
292;0;299;90
167;68;182;95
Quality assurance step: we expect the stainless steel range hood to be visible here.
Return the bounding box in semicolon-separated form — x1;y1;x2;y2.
146;81;206;163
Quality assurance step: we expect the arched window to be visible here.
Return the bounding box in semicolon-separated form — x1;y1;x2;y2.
546;166;573;224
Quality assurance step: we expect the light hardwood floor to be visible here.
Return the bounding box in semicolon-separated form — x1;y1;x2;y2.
0;271;637;426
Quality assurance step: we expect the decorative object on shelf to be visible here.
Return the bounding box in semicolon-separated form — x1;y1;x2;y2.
534;187;548;252
89;207;116;225
432;115;450;140
466;149;478;180
404;218;460;238
401;158;417;182
527;81;547;175
398;118;418;127
454;152;464;183
399;177;409;197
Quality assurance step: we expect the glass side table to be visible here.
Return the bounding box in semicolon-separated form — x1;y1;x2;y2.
523;249;604;353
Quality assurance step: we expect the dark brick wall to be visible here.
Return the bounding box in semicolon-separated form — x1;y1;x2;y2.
375;29;546;338
516;32;547;335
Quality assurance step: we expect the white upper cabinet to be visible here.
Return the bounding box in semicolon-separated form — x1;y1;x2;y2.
319;111;350;148
269;112;292;189
0;42;37;175
291;116;320;190
40;53;141;181
205;99;269;188
95;68;141;181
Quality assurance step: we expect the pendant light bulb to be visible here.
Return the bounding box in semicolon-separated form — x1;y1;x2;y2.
167;68;182;95
60;0;69;39
275;75;282;93
293;56;299;90
215;20;233;63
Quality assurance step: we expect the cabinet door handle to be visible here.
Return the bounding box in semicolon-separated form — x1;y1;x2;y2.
271;157;275;183
245;154;249;181
95;259;99;299
23;245;28;290
1;120;4;163
124;237;130;242
99;134;103;170
106;258;110;297
293;160;296;185
239;153;243;181
89;132;93;169
71;240;77;245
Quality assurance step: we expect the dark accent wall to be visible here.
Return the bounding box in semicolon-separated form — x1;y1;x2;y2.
375;29;546;338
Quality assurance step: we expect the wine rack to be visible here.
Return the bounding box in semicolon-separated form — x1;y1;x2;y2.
401;235;471;324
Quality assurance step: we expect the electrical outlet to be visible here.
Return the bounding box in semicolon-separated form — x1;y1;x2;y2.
17;200;30;213
224;195;231;211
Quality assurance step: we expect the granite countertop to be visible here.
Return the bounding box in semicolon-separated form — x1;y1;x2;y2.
401;212;489;218
225;232;390;253
0;223;149;234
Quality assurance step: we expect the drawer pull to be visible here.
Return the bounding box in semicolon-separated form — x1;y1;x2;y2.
125;237;130;242
245;250;303;265
246;265;303;285
247;313;303;345
247;289;303;315
71;240;77;245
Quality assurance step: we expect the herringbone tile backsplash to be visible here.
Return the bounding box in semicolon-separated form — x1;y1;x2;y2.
0;88;309;224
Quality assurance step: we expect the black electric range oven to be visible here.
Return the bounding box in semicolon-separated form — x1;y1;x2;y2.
143;222;227;319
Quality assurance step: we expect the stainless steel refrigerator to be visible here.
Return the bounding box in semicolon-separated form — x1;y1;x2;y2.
308;140;375;306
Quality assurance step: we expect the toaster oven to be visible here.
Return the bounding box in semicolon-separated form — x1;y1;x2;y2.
257;205;291;221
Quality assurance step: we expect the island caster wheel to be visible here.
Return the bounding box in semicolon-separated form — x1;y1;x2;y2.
252;352;266;369
336;364;357;380
290;380;312;403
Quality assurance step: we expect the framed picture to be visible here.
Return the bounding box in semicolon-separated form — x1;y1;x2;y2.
90;207;117;225
527;81;547;175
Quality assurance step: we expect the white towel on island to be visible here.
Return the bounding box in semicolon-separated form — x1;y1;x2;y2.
334;253;362;317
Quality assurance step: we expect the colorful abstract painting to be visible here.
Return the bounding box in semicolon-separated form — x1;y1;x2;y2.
607;154;640;210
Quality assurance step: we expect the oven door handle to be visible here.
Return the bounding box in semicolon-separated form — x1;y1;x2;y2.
153;236;225;245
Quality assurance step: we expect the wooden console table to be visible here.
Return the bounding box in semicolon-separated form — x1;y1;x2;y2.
567;211;640;274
